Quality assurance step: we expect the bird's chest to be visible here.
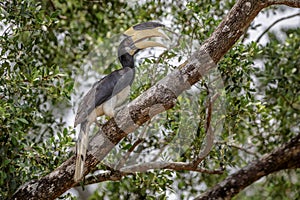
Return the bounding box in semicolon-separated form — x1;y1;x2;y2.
102;85;131;117
115;85;131;105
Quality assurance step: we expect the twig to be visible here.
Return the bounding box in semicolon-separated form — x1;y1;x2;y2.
81;160;223;186
80;170;133;186
256;12;300;43
241;24;251;43
114;121;150;170
216;141;259;158
279;93;300;111
48;0;56;11
120;161;224;174
151;141;168;162
193;93;220;166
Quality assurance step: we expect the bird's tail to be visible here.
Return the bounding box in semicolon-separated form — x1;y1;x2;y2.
74;121;90;182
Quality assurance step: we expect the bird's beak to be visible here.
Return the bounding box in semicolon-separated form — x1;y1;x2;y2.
122;22;168;55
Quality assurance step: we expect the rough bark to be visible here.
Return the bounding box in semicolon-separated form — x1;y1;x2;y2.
195;134;300;200
11;0;300;199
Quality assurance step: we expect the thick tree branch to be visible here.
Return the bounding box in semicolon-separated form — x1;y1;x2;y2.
11;0;300;199
195;133;300;200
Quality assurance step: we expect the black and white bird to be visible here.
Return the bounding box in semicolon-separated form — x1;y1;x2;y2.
74;22;168;182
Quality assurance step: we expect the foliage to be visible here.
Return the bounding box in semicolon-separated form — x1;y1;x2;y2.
0;0;76;197
234;27;300;200
90;170;173;200
0;0;299;199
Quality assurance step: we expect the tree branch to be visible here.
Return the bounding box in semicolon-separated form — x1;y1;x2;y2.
215;141;260;158
120;161;224;174
256;12;300;43
79;162;223;186
77;92;222;186
195;133;300;200
11;0;300;199
81;170;133;186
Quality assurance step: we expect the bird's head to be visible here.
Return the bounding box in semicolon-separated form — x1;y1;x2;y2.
118;22;168;68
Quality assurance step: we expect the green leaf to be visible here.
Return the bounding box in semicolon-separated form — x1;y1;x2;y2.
17;118;29;124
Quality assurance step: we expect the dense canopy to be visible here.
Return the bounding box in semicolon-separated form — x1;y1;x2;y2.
1;0;299;199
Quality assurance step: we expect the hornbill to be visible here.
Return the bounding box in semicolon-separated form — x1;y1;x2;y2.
74;22;168;182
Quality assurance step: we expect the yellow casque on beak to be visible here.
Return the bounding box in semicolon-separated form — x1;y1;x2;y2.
124;26;169;43
123;22;169;52
134;40;167;50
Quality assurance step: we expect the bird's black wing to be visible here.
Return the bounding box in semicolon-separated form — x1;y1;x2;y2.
74;67;134;126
